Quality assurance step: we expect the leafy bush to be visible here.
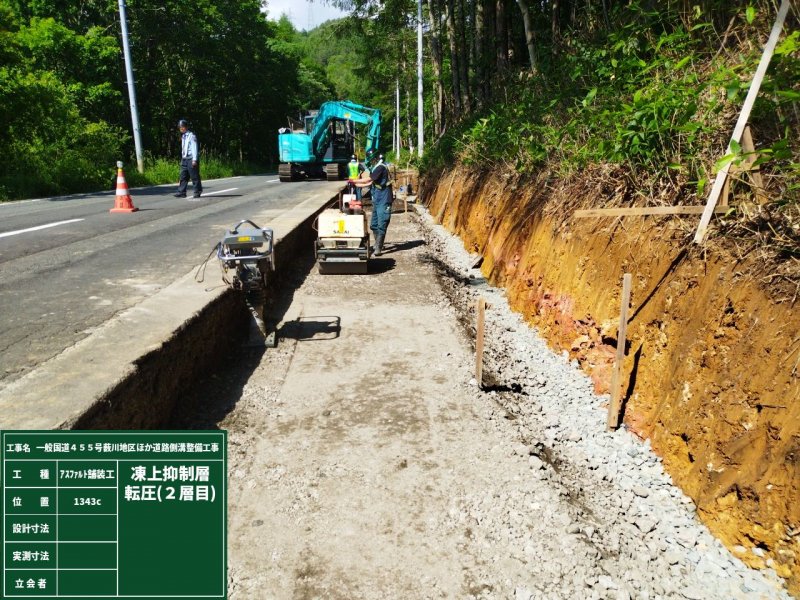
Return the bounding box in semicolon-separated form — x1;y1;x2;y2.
0;68;127;200
422;2;799;208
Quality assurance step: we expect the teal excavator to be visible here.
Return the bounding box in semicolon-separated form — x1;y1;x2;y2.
278;100;381;182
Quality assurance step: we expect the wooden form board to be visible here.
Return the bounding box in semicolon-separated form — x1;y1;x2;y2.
575;122;766;219
574;206;729;218
694;0;790;244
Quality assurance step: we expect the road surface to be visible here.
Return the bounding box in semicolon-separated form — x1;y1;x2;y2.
0;176;341;386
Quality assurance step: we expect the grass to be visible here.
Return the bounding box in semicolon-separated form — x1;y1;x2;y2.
124;156;267;189
0;156;269;201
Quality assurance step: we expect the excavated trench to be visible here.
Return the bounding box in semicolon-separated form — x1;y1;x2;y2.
70;197;334;431
422;164;800;594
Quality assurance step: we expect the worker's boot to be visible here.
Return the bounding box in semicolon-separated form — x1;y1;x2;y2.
374;234;385;256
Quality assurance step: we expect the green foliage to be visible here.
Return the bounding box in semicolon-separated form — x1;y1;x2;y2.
0;0;333;200
124;156;259;189
0;66;126;200
422;0;799;209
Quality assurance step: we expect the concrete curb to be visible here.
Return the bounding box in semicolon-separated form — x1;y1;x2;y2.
0;191;338;430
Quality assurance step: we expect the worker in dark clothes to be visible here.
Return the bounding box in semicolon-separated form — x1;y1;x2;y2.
174;119;202;198
354;153;392;256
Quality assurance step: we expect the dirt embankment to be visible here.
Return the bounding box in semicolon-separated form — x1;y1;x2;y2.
422;165;800;594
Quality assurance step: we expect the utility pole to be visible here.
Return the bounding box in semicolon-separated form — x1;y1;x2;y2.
417;0;424;156
118;0;144;173
396;80;401;158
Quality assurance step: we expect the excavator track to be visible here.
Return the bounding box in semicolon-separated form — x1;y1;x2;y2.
324;163;342;181
279;163;295;182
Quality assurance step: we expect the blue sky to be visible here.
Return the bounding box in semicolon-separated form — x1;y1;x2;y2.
265;0;349;31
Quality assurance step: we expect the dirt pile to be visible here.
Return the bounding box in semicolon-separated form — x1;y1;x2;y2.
422;164;800;594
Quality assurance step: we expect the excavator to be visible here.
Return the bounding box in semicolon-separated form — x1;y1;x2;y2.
278;100;381;182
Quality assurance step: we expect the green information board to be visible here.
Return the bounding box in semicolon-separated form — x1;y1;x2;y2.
1;431;227;599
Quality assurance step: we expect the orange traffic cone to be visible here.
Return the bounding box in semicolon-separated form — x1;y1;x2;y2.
110;161;138;213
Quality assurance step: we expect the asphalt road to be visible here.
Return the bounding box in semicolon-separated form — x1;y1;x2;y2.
0;175;342;385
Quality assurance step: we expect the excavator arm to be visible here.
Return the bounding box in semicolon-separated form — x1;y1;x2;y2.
309;101;381;159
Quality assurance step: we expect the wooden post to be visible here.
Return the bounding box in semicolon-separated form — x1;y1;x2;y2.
475;297;486;387
607;273;632;431
718;124;768;209
741;125;768;204
719;176;730;208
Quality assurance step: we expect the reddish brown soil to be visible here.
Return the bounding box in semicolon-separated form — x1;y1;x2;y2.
422;164;800;594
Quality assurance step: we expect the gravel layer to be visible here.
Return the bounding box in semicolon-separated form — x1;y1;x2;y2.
413;202;790;600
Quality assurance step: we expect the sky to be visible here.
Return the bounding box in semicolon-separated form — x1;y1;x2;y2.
265;0;349;31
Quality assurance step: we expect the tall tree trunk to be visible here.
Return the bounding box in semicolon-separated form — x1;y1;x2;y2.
427;0;446;135
507;1;521;67
495;0;508;71
405;84;414;154
474;0;486;109
444;0;462;119
551;0;560;56
482;0;494;102
470;0;478;106
457;0;472;113
400;36;409;153
515;0;538;72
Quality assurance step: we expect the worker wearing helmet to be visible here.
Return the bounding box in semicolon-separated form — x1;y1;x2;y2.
347;155;362;201
347;155;359;180
175;119;202;198
354;153;392;256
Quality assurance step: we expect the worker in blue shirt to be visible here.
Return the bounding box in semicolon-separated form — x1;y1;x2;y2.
174;119;202;198
354;152;392;256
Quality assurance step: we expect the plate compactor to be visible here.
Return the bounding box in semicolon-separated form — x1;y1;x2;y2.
315;190;370;274
216;220;277;347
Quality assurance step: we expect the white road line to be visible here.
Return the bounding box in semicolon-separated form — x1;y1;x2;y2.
199;187;238;197
266;179;279;183
0;198;42;207
0;218;85;239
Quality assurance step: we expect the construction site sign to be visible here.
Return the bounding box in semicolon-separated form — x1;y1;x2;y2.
1;431;227;599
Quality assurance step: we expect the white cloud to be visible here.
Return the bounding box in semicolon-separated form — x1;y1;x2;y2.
265;0;348;30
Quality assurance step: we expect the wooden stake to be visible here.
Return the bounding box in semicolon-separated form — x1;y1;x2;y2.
607;273;632;431
695;0;790;244
741;125;768;204
719;174;730;209
475;297;486;387
718;124;768;208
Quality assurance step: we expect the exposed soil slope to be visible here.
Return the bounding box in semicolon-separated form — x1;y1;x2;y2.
422;164;800;594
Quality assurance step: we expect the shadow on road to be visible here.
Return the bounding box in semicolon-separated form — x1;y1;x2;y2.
279;316;341;341
368;257;396;274
381;239;425;255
